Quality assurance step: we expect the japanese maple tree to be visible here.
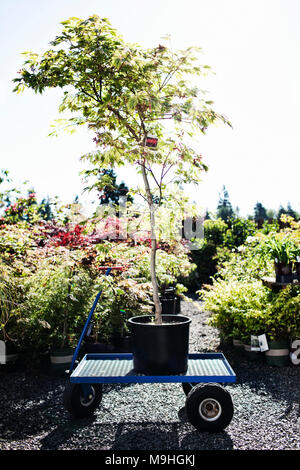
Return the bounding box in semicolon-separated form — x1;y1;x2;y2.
14;15;230;324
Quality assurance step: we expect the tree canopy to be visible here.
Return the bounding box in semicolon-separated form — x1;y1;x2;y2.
13;15;230;191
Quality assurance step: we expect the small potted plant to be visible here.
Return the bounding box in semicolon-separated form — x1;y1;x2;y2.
260;234;298;283
264;284;300;366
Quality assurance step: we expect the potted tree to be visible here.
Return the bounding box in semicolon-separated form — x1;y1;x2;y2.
13;15;230;374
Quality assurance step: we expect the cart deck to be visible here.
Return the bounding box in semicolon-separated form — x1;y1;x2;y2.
70;352;236;384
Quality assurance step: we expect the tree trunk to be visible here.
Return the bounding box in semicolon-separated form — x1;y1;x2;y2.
141;161;162;324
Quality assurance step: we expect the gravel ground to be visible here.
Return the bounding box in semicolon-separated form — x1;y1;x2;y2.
0;298;299;451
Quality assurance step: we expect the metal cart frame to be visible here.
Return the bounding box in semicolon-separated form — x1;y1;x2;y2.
63;268;237;432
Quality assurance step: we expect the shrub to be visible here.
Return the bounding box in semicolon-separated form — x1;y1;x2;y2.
203;219;227;245
90;276;152;343
202;280;270;343
224;218;256;248
187;218;257;290
0;261;23;347
265;285;300;340
200;222;300;344
19;248;96;351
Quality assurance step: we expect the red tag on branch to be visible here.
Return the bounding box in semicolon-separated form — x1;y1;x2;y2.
145;135;158;148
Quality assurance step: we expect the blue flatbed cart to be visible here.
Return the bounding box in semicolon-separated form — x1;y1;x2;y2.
63;268;237;432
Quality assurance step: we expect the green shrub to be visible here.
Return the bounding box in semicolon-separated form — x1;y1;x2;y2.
200;223;300;344
265;285;300;340
214;237;273;283
19;248;96;351
224;218;256;248
202;280;270;343
0;261;23;346
187;240;219;290
203;219;227;245
186;218;257;290
90;276;152;343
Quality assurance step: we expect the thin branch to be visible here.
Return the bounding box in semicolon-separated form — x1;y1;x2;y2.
107;105;140;141
161;162;175;180
77;85;100;103
158;51;193;92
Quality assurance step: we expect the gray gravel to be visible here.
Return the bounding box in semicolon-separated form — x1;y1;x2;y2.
0;298;299;450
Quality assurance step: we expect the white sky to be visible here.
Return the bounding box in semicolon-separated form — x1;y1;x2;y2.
0;0;299;217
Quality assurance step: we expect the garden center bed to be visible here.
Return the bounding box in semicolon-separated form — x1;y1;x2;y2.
0;298;299;451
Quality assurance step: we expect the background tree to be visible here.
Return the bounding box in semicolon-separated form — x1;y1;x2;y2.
0;169;20;212
84;168;133;209
14;15;230;323
38;196;55;221
254;201;267;228
286;202;296;219
216;185;234;222
266;208;276;221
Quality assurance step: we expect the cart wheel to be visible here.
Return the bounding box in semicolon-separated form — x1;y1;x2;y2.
63;382;103;418
185;383;234;432
181;382;198;396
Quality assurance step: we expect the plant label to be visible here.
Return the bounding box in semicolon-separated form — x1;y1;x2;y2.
0;340;6;364
250;335;261;352
257;334;269;352
290;339;300;366
145;135;158;148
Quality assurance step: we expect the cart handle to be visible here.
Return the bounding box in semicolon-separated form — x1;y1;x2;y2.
69;267;112;374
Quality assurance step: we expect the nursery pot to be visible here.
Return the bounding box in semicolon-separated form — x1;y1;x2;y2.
128;315;191;375
233;338;243;349
160;297;181;314
161;286;176;298
50;347;74;374
296;262;300;280
243;343;264;362
0;341;19;366
265;340;290;367
274;262;293;283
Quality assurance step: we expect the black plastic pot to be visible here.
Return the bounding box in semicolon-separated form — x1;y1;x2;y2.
128;315;191;375
274;262;293;283
161;286;176;298
296;262;300;281
160;296;181;314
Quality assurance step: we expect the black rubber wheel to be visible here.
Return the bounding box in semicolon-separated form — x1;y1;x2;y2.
63;382;103;418
182;382;198;396
185;383;234;432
